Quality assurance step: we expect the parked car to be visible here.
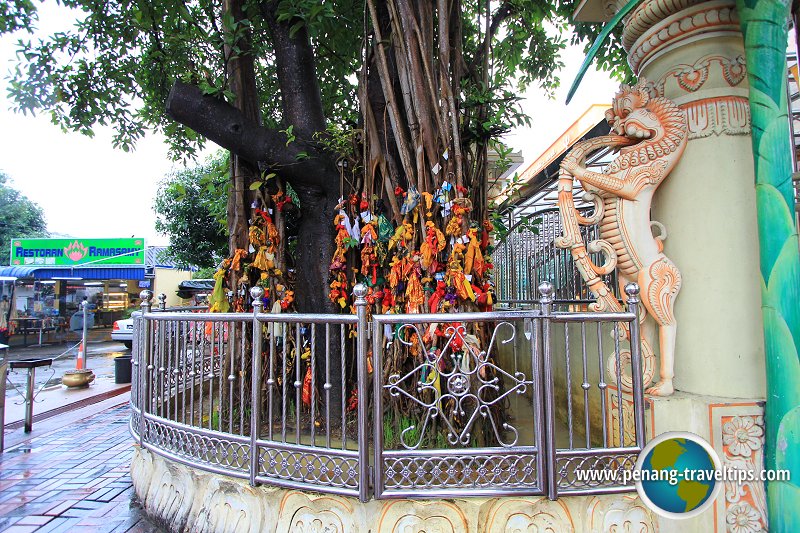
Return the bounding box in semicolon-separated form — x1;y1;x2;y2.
112;318;133;349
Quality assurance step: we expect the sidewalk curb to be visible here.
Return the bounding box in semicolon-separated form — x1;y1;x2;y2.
4;384;131;430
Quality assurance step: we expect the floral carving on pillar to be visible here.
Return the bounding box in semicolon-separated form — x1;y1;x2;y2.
557;80;688;396
709;405;767;532
721;415;767;532
641;55;752;140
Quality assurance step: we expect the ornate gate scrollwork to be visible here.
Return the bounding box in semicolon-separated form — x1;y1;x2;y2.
384;321;526;449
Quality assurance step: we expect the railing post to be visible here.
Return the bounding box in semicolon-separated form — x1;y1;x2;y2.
625;283;646;449
372;309;384;499
353;283;370;502
138;290;153;445
130;313;138;415
249;286;264;487
157;293;167;311
538;281;557;500
80;300;88;370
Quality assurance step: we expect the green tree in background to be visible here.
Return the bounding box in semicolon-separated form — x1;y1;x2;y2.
153;153;229;269
0;171;48;264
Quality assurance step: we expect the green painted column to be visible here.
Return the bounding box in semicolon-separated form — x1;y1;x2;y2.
737;0;800;529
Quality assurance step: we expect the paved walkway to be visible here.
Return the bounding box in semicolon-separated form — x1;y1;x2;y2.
0;404;162;532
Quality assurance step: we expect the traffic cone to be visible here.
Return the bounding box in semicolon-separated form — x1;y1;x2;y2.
76;341;85;370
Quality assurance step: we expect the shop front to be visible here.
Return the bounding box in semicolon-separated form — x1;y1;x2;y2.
0;237;151;344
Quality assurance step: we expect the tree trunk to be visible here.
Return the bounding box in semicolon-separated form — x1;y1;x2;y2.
293;184;343;411
224;0;261;264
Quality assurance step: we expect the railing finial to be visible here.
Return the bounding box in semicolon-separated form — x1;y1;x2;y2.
250;286;265;312
157;293;167;310
538;281;554;304
624;282;640;304
353;283;368;304
140;290;153;312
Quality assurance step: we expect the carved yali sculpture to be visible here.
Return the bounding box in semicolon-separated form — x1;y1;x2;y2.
557;80;687;396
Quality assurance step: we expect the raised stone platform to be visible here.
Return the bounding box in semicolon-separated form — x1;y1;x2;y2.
131;447;659;532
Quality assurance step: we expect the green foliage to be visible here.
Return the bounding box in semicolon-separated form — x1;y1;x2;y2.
481;1;567;94
489;140;516;179
0;0;630;162
1;0;364;158
192;266;216;279
0;0;36;33
0;171;48;264
153;152;229;268
490;211;541;252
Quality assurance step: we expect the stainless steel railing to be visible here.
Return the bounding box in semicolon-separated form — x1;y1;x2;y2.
130;282;646;502
493;207;619;304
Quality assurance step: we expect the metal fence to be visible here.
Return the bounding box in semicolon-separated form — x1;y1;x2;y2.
129;282;645;502
493;207;619;305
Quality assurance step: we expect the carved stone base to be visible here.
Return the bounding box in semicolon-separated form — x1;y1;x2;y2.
605;389;767;532
131;448;658;532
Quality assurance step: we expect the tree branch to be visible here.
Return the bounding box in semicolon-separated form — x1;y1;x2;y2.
261;0;326;138
468;3;513;75
166;81;337;191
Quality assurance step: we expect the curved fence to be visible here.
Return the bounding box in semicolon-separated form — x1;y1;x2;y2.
129;283;646;502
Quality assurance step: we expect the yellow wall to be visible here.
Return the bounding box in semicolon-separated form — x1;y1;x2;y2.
153;268;192;308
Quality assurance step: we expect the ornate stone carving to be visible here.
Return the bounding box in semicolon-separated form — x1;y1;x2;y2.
709;405;767;532
641;56;750;138
584;494;658;532
377;500;469;532
682;97;750;139
131;449;666;532
557;81;688;396
607;386;637;447
721;417;767;531
131;447;278;533
275;491;357;532
193;477;270;533
130;445;197;532
622;0;706;51
625;0;741;73
479;497;575;532
644;54;748;95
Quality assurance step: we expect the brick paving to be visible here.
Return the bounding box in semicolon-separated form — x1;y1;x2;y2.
0;405;164;532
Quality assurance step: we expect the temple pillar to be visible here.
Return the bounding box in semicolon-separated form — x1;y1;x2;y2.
574;0;769;530
623;0;764;399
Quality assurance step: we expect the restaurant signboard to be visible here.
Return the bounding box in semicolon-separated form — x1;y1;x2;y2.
10;237;145;267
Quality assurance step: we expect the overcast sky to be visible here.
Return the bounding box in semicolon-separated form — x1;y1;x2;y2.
0;8;618;249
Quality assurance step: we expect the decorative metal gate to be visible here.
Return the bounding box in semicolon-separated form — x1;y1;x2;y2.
372;313;546;499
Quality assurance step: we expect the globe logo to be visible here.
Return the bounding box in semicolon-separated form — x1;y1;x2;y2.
635;431;722;519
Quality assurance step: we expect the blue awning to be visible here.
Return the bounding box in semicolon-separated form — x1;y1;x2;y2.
0;265;144;280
